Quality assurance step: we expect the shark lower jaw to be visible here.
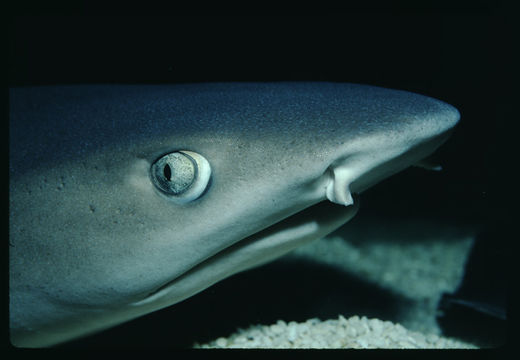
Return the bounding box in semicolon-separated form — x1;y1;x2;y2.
131;199;359;309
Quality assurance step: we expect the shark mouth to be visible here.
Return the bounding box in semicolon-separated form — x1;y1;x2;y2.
132;198;359;307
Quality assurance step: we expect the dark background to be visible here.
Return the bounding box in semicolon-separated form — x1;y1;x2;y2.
8;2;513;348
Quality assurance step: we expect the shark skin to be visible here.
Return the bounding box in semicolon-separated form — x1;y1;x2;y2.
9;82;459;347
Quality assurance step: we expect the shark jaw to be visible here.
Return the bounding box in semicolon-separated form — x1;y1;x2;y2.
132;199;359;308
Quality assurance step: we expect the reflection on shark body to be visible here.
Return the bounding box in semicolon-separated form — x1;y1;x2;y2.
9;82;459;347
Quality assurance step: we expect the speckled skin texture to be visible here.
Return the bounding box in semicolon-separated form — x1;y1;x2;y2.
9;83;459;347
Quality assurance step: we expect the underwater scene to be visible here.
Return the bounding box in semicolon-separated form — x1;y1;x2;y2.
9;10;509;349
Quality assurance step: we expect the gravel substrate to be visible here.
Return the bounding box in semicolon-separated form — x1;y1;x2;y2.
194;315;477;349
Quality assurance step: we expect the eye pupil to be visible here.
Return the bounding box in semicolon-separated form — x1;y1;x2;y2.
163;164;172;181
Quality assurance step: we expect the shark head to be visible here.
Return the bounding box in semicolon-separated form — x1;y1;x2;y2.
9;82;459;347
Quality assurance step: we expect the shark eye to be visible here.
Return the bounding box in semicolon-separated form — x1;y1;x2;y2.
151;150;211;203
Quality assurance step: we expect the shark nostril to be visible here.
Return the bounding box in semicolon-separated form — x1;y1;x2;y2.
325;164;355;207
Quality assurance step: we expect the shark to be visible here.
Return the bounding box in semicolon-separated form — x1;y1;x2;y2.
9;82;459;347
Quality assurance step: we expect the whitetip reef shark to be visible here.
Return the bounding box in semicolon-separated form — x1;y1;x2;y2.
9;82;459;347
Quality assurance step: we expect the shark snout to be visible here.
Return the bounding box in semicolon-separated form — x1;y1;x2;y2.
323;102;459;208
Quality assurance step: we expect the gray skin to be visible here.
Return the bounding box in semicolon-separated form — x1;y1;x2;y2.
9;82;459;347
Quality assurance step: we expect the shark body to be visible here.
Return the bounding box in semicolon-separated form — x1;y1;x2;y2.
9;82;459;347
